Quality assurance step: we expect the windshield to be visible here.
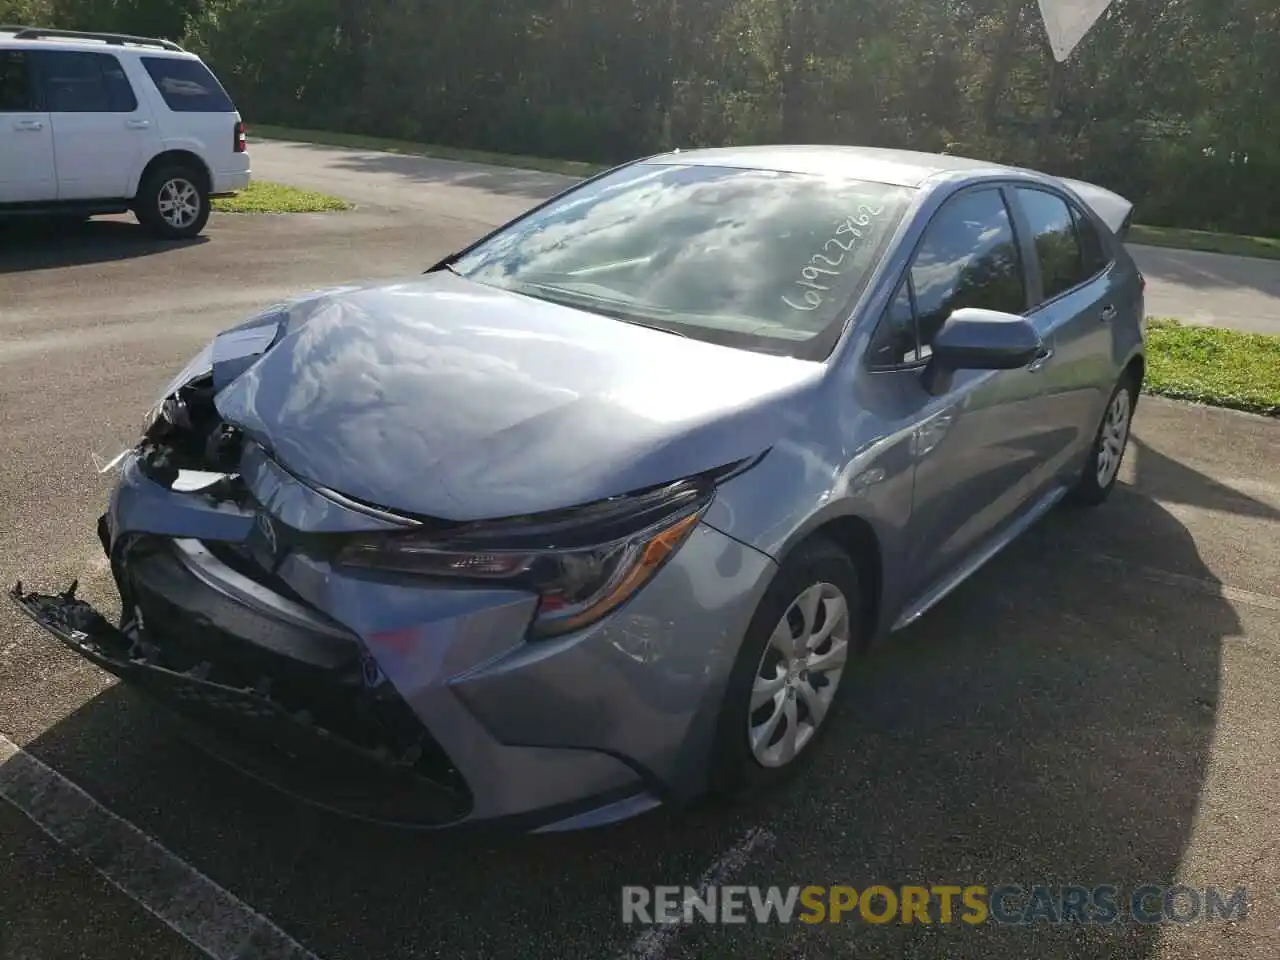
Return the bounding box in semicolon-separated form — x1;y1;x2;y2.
451;162;914;359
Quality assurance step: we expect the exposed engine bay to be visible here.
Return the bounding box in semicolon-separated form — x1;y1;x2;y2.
138;373;245;487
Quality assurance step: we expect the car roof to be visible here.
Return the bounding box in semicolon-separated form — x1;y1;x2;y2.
645;144;1020;188
642;144;1137;235
0;28;197;58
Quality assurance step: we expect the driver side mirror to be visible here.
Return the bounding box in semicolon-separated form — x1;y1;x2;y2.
921;308;1044;395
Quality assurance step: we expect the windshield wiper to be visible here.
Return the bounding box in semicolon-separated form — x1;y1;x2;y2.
425;255;461;276
519;281;689;338
614;317;689;339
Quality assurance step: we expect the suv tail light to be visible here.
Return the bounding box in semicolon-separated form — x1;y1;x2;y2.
234;121;247;154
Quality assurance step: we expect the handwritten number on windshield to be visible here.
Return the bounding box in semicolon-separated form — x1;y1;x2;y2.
783;205;885;312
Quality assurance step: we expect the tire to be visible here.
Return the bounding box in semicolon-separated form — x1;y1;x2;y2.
710;537;862;797
135;165;210;239
1066;372;1138;507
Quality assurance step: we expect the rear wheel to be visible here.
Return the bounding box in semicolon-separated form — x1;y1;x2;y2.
711;538;861;795
1067;373;1137;507
135;165;210;239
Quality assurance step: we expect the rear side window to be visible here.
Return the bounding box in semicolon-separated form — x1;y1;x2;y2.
141;57;235;112
0;50;35;111
35;51;137;112
1072;205;1111;277
1014;187;1093;301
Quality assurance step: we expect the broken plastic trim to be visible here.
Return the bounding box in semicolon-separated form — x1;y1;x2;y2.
8;578;472;826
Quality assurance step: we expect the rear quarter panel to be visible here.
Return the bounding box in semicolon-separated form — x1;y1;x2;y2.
121;54;245;195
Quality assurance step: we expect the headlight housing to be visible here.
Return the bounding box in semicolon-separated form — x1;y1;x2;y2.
140;314;285;439
337;478;715;639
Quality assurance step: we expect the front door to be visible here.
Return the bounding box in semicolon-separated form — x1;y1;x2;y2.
0;49;55;203
865;186;1062;599
33;50;151;200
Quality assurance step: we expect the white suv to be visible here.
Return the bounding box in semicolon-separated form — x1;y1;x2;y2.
0;26;250;238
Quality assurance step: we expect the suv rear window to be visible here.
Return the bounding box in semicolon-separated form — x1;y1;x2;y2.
141;57;234;112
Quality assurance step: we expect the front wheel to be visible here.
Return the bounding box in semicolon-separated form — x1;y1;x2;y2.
711;538;862;796
135;166;210;239
1067;374;1137;507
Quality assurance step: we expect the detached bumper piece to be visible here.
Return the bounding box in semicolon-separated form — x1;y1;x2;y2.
10;540;473;828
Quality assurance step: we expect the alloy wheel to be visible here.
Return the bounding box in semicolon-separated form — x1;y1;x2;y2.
157;178;202;230
748;581;850;768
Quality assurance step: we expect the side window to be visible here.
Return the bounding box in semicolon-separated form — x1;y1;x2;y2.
36;51;136;113
1072;204;1111;277
867;280;920;367
910;188;1026;350
1015;187;1089;301
0;50;35;111
141;57;235;112
100;56;139;112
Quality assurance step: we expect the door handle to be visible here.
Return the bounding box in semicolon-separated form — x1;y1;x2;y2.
1027;346;1054;373
13;119;44;131
1100;304;1118;322
125;119;152;130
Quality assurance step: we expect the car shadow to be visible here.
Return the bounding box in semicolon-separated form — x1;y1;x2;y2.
18;437;1247;959
671;444;1251;958
0;218;208;274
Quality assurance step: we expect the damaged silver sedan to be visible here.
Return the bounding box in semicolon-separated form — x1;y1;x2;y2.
12;146;1144;831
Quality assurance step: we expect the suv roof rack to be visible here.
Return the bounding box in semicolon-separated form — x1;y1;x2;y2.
5;26;185;53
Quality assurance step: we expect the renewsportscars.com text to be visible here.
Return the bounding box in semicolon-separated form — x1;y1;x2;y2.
621;884;1249;926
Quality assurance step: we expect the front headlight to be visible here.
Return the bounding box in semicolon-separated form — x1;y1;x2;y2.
337;478;714;639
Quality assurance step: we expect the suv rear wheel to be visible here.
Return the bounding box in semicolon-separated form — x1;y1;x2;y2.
135;165;210;239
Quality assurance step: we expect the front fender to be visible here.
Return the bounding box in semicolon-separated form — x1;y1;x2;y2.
701;413;917;640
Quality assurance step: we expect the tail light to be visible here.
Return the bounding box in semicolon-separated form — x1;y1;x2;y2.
1138;272;1146;293
234;121;247;154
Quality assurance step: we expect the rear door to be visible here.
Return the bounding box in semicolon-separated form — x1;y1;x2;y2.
0;48;55;202
33;49;156;200
1007;186;1120;475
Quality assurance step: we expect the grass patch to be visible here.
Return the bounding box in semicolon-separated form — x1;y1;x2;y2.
1128;224;1280;261
1145;318;1280;416
212;180;350;214
249;124;606;178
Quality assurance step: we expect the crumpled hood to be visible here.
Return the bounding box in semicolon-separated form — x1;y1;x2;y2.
213;273;823;521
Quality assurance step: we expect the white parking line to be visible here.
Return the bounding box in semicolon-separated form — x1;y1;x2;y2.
617;825;775;960
0;733;323;960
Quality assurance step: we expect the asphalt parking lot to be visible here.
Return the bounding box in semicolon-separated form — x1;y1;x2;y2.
2;145;1279;960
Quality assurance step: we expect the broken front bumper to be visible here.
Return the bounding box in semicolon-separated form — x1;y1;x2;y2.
12;447;778;831
9;575;472;827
